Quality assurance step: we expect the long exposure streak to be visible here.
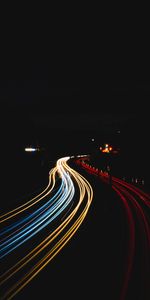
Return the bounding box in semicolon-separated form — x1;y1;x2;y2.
0;157;93;300
78;158;150;300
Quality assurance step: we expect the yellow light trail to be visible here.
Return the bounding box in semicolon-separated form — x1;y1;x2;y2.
0;157;93;300
0;166;58;223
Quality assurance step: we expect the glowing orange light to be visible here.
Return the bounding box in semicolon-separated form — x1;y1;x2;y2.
100;144;114;153
102;148;109;153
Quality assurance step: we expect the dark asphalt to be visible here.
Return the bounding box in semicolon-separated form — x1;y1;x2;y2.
1;159;150;300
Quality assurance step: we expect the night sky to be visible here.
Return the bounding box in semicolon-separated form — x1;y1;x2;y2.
1;75;149;183
0;71;149;149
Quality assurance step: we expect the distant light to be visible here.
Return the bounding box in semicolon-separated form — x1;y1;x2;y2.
117;130;121;134
25;147;37;152
91;138;95;142
113;150;119;154
102;149;109;153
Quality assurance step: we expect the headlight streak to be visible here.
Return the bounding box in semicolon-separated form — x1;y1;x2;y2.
0;180;63;238
0;157;93;300
0;160;75;258
0;167;58;223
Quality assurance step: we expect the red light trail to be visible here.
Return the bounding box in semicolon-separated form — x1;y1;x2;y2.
78;157;150;300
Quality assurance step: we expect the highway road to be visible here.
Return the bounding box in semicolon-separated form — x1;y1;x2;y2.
77;158;150;300
0;155;150;300
0;157;93;300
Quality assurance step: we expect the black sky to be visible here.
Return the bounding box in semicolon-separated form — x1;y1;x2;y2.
0;66;149;140
0;71;149;172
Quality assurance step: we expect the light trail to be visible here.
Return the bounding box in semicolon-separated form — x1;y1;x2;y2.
112;176;150;208
111;184;135;300
78;159;150;300
0;164;74;258
111;180;150;300
0;157;93;300
0;166;58;223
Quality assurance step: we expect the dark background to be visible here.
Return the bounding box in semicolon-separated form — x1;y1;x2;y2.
0;78;149;162
0;75;150;299
0;79;149;195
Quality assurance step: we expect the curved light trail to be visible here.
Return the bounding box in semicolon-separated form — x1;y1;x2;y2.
111;177;150;300
0;157;93;300
0;166;58;223
78;158;150;300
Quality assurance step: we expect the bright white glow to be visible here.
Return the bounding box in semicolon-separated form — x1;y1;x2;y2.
77;154;89;158
25;148;37;152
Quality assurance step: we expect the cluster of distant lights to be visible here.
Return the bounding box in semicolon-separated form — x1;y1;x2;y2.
100;144;113;153
99;144;119;154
